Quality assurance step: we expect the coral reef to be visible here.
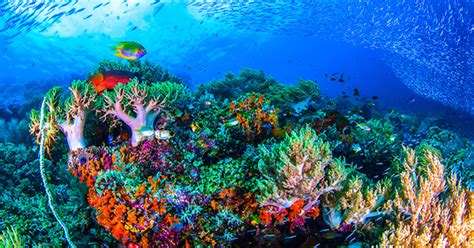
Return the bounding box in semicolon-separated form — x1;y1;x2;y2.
0;142;114;246
29;81;96;152
257;125;348;229
21;61;472;247
229;93;280;142
100;80;190;146
198;68;320;110
381;148;473;246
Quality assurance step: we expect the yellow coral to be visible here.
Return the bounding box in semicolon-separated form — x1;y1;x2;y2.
259;125;347;211
381;148;473;247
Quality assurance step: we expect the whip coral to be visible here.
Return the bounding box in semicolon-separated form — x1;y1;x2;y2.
257;125;348;226
381;147;473;247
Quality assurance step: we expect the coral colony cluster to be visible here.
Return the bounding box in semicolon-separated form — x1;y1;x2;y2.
27;60;472;247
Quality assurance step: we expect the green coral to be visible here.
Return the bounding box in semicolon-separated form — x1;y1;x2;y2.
197;69;320;109
266;78;320;107
0;142;111;246
257;125;349;207
196;158;247;195
155;81;192;105
342;119;402;179
197;68;278;100
0;226;23;248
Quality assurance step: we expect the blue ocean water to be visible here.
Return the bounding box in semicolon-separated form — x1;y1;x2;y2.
1;1;472;115
0;1;473;247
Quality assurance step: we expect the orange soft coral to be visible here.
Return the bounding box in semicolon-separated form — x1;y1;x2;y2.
229;93;279;141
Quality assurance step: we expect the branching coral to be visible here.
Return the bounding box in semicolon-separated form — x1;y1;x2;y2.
229;93;279;141
29;87;61;155
101;80;191;146
57;81;96;151
320;175;391;241
257;125;348;228
381;147;473;247
29;81;96;152
100;80;166;146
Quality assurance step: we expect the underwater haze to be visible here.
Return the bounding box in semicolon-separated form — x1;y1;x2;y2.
0;0;473;247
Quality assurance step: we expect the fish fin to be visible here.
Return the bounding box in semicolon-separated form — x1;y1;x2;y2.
95;85;106;95
111;40;123;51
115;52;136;60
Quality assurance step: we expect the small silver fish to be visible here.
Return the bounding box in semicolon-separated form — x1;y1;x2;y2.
155;130;175;140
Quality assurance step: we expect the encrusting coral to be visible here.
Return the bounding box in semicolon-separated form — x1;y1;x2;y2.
381;147;474;247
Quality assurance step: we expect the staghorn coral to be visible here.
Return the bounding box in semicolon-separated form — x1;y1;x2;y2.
380;147;474;247
257;125;348;228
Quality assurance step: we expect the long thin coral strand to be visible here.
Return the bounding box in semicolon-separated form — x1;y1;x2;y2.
39;97;76;248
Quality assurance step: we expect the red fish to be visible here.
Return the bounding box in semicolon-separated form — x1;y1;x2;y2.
89;70;136;94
